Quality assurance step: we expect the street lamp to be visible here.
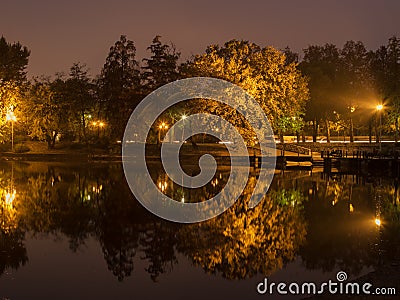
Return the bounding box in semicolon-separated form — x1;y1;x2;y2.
349;106;356;143
376;104;383;151
158;122;168;144
181;115;187;142
92;120;105;137
6;111;16;151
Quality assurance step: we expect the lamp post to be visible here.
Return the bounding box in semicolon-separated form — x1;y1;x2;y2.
376;104;383;152
6;111;16;151
181;115;187;142
350;106;355;143
158;122;168;144
92;121;105;137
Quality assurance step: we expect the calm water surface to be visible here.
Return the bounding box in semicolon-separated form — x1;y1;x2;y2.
0;161;398;299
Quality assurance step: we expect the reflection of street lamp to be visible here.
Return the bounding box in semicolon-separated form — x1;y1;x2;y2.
376;104;383;151
6;111;16;151
4;163;16;209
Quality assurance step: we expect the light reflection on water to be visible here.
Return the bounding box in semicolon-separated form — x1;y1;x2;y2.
0;161;399;299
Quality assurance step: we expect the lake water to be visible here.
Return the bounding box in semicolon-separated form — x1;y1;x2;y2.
0;161;398;299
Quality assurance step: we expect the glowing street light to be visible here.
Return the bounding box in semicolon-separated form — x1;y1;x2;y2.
5;189;16;207
375;218;381;226
92;120;106;137
181;115;187;142
158;122;169;143
6;110;16;151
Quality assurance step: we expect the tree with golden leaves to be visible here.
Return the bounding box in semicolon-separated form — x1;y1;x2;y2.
181;40;309;141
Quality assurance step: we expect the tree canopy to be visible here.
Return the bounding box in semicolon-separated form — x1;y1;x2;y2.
181;40;309;141
0;36;30;82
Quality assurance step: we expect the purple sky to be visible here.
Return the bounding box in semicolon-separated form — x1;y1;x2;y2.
2;0;400;77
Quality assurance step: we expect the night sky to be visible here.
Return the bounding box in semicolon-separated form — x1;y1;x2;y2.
2;0;400;77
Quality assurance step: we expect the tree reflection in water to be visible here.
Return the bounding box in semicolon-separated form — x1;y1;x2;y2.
0;164;28;276
177;183;307;279
0;162;398;282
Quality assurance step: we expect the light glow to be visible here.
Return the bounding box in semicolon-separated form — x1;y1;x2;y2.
6;111;16;122
5;189;16;206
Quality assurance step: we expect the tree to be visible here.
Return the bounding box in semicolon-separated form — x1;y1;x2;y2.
300;44;341;142
339;41;371;142
282;46;299;65
66;63;95;142
25;78;72;149
0;80;25;143
98;35;141;140
370;36;400;142
181;40;309;141
142;35;181;92
0;36;30;82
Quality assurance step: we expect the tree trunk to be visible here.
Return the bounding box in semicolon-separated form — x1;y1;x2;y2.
46;131;58;149
349;117;354;143
81;111;86;143
375;116;379;143
325;119;331;143
302;130;306;143
47;138;52;149
51;132;58;149
395;117;399;143
369;120;372;143
188;136;198;150
279;131;284;144
312;118;317;143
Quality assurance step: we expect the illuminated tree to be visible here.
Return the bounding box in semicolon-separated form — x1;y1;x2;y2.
0;80;25;143
181;40;309;141
24;79;72;149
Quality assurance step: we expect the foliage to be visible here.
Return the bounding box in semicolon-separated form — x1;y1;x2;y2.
142;35;181;92
181;40;309;140
300;41;377;142
13;143;29;153
97;35;141;140
370;37;400;140
0;80;26;142
1;34;400;144
65;63;95;142
24;79;72;149
0;36;30;82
